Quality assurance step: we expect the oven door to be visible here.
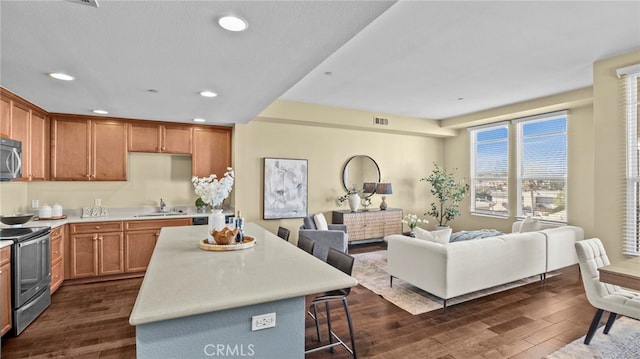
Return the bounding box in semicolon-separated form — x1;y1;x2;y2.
14;234;51;308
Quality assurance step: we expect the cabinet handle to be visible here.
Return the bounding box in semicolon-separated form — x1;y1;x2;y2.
53;251;59;255
93;234;98;240
86;174;91;179
95;226;100;229
98;236;103;241
155;232;159;237
161;146;166;151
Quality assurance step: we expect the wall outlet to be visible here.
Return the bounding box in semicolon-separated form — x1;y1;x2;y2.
251;312;276;331
94;198;102;207
31;200;39;209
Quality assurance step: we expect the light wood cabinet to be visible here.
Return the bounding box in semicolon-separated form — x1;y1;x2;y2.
0;95;10;137
124;218;192;273
50;225;65;293
1;246;12;336
68;221;124;278
332;209;403;242
0;89;49;181
129;122;192;154
51;116;128;181
192;126;232;177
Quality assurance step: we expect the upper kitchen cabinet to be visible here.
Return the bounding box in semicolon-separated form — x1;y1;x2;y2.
129;122;192;154
192;126;232;178
0;89;50;181
51;115;128;181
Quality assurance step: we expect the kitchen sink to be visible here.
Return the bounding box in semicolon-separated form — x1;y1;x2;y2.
134;212;185;218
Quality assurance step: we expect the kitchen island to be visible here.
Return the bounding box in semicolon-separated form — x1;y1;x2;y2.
129;223;358;358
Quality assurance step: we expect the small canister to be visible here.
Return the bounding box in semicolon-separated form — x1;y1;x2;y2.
39;204;52;218
52;203;63;217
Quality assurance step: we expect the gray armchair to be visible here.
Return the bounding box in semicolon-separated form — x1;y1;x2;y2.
299;214;349;261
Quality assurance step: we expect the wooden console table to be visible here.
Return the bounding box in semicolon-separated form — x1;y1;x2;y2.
598;257;640;291
332;208;402;243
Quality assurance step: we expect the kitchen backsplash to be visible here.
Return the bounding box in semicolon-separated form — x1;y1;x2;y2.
0;153;200;214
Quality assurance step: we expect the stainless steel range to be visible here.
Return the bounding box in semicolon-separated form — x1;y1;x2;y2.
0;226;51;335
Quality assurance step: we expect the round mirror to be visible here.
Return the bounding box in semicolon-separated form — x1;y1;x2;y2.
342;155;381;198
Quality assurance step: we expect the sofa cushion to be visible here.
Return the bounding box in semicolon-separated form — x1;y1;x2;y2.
414;227;451;244
519;217;541;232
303;215;317;230
313;213;329;230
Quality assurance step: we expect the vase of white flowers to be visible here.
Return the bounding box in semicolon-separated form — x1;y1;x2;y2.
401;213;427;237
192;167;234;243
337;186;361;212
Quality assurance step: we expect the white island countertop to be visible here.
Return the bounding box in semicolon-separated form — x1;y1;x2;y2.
129;223;358;326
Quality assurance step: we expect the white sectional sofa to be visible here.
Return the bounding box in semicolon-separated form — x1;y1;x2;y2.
386;223;584;309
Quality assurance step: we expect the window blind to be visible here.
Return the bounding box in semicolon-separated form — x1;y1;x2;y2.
514;111;568;222
622;68;640;256
469;124;509;217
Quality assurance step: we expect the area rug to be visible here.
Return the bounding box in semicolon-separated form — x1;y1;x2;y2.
352;250;553;315
545;316;640;358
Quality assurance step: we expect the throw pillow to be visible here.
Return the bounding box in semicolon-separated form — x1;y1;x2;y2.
519;217;541;233
303;215;317;230
431;227;452;244
313;213;329;230
413;227;434;241
413;227;452;244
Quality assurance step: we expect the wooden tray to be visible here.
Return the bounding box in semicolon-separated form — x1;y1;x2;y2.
37;215;67;220
199;236;256;251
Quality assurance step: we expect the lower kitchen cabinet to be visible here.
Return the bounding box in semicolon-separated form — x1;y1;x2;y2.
50;225;65;293
1;246;12;336
124;218;192;273
68;222;125;279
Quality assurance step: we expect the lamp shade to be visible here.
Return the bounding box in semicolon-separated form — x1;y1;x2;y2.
362;182;377;194
376;182;392;195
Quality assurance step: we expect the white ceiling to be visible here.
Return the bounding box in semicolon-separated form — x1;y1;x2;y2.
1;1;639;125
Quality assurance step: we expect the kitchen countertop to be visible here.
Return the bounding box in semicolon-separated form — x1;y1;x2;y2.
129;222;358;326
0;240;12;249
0;206;235;230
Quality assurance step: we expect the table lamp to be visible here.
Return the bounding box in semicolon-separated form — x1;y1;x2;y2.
376;182;392;210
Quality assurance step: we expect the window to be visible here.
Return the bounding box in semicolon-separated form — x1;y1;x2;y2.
515;112;568;222
619;64;640;255
469;123;509;217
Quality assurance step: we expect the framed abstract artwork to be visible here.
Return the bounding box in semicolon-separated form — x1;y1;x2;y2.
263;158;308;219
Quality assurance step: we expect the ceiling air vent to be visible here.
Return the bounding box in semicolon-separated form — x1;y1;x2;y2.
373;116;389;126
66;0;99;7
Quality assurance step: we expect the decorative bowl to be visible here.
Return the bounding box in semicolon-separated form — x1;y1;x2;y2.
211;227;239;245
0;213;35;225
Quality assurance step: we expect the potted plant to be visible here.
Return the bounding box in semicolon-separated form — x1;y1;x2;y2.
337;185;361;212
420;163;470;227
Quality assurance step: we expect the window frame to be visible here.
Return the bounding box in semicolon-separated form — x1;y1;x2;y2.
620;66;640;256
514;111;568;223
469;122;510;218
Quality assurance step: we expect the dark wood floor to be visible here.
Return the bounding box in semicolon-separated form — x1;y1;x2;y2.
1;242;598;358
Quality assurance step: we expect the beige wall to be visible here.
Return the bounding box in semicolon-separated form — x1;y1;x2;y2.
592;50;640;264
233;118;444;243
0;153;197;214
443;103;594;235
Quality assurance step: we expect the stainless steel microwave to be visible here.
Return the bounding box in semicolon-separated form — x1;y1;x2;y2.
0;136;22;181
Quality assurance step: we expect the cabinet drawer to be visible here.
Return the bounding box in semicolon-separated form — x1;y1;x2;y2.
1;246;10;266
124;218;192;232
51;260;64;293
71;221;124;234
51;225;64;239
51;235;64;264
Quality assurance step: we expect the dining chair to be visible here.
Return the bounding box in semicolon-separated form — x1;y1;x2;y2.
574;238;640;344
277;226;290;241
297;235;315;255
306;248;357;358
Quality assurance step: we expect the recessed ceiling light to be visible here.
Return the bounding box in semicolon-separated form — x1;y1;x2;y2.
218;15;248;32
49;72;75;81
324;71;333;76
193;118;206;123
457;97;465;101
92;109;108;115
200;91;218;98
147;89;159;93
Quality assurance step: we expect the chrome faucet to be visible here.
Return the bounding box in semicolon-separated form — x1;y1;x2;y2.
159;198;166;212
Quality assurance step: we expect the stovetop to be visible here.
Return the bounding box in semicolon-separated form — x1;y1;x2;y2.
0;226;51;242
